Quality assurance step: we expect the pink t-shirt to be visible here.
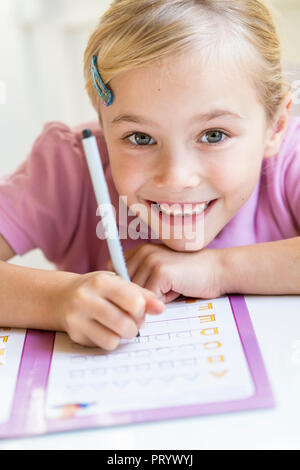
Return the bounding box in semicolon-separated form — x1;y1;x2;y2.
0;118;300;274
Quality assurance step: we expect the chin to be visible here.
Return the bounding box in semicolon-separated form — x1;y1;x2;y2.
159;236;207;252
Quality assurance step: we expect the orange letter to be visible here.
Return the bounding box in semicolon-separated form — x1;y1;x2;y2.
208;355;225;364
198;303;213;311
210;370;228;378
203;341;222;350
199;314;216;323
200;328;218;336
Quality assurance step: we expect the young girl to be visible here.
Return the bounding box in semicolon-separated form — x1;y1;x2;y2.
0;0;299;351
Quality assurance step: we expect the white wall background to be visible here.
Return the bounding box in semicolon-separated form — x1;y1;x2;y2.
0;0;299;271
0;0;111;171
0;0;111;269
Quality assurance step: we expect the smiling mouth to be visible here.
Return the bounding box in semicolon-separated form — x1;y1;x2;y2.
145;200;216;217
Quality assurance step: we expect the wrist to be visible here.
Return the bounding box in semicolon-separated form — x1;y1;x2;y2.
0;262;79;331
216;246;251;295
49;270;80;332
194;248;232;298
214;248;234;295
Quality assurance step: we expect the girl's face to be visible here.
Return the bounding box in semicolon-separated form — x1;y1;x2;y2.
99;52;274;251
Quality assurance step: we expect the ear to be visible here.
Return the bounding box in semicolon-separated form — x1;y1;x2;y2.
264;92;293;158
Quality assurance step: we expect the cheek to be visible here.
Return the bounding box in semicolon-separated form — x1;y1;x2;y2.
109;156;145;197
207;144;263;197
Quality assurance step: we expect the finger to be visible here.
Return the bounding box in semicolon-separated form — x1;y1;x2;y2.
138;287;166;314
100;275;147;321
123;244;149;261
68;319;120;350
69;332;98;348
91;296;139;339
131;261;151;288
125;246;154;279
105;259;114;271
144;269;173;301
84;320;121;351
106;245;150;273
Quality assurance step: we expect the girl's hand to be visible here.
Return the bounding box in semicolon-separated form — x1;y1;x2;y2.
57;271;165;350
106;243;224;303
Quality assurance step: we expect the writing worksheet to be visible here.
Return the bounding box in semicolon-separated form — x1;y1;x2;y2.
0;295;274;438
0;328;26;425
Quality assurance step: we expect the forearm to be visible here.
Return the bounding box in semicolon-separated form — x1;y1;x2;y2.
0;261;78;330
219;237;300;295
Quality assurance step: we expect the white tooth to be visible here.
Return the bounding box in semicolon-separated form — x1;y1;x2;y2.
156;202;210;216
160;204;178;215
174;209;183;216
159;204;181;216
183;208;195;215
193;203;208;214
183;203;206;216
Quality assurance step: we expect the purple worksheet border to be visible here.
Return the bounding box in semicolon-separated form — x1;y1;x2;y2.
0;295;275;439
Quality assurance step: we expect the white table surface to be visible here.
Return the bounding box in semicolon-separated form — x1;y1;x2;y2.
1;295;299;450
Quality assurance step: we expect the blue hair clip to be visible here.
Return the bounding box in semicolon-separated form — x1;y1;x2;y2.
91;55;114;107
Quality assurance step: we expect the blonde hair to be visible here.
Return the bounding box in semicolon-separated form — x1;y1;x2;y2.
84;0;289;121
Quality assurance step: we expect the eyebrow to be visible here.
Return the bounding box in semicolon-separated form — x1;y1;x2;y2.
110;109;243;126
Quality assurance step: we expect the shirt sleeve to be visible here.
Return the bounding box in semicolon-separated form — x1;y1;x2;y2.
285;140;300;233
0;122;86;263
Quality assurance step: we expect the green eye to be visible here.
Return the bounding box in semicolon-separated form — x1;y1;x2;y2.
128;133;154;146
201;130;227;144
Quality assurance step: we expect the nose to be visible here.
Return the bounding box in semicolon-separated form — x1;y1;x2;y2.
153;147;202;191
